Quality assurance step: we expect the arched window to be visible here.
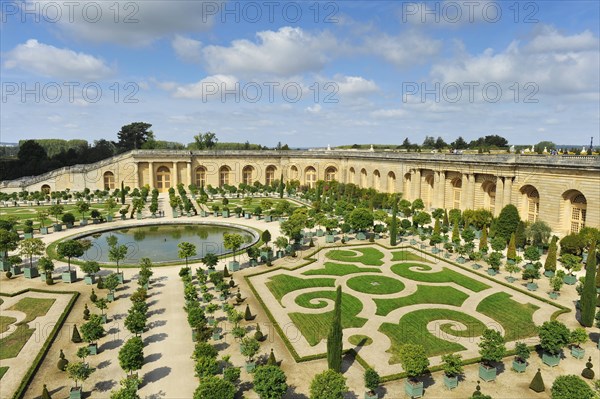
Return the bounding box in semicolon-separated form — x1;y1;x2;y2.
103;171;115;190
520;185;539;223
305;167;317;188
325;166;337;182
360;169;368;188
219;166;230;187
387;172;396;193
563;191;587;233
423;174;434;209
41;184;51;194
265;165;276;186
373;170;381;191
289;165;299;179
348;167;356;184
403;173;411;200
242;165;254;185
195;166;206;187
452;178;462;209
481;181;496;215
156;166;171;191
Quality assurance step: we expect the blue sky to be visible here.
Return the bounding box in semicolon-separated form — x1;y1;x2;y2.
1;1;599;147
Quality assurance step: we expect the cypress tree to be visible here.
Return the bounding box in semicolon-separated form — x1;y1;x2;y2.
544;240;557;273
327;286;343;372
479;225;488;252
120;181;125;204
580;240;597;327
278;173;285;198
452;223;460;244
507;233;517;260
443;209;449;228
515;221;527;249
433;218;440;236
529;368;545;393
390;199;398;246
71;324;82;343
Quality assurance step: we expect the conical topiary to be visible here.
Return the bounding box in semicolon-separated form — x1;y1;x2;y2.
71;325;82;343
244;304;252;321
254;324;263;341
582;356;595;380
223;266;230;278
267;348;277;366
83;304;90;320
97;275;104;289
507;233;516;260
529;368;545;392
57;349;68;371
90;289;97;303
41;384;51;399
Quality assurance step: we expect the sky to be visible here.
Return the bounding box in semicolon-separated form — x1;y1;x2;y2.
1;0;599;147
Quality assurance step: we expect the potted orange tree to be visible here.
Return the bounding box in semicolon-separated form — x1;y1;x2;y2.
478;329;506;382
399;344;429;397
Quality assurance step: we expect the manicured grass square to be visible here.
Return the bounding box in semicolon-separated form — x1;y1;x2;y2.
374;285;469;316
0;325;35;360
266;275;335;303
391;263;489;292
303;262;381;276
9;297;56;325
476;292;539;341
325;248;384;266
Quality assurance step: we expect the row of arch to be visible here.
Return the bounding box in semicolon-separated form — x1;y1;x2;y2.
99;166;589;234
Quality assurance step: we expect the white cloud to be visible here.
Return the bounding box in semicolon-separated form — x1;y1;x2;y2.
430;26;600;97
305;104;322;114
172;74;239;99
334;75;379;96
371;108;407;118
25;0;218;46
172;35;203;63
4;39;113;80
365;31;442;67
202;27;339;77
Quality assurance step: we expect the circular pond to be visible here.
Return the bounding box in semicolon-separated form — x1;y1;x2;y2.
78;223;257;265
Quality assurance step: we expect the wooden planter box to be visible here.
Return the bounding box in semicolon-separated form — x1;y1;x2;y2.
325;235;335;243
106;215;113;222
66;223;74;229
316;229;324;237
10;265;22;275
548;292;559;299
571;346;585;359
93;219;100;224
276;250;284;258
364;391;378;399
443;374;458;389
544;270;555;277
357;232;367;240
84;275;96;285
107;292;115;302
563;274;577;285
245;362;256;372
512;359;527;373
472;263;482;270
542;352;560;367
212;331;220;340
116;272;124;284
479;364;497;381
24;266;39;279
100;314;107;324
527;282;538;291
69;387;82;399
23;232;33;239
136;213;142;220
88;343;98;355
249;259;258;267
62;270;77;283
264;215;272;222
505;276;516;283
222;211;229;218
486;268;497;276
260;250;273;260
457;256;466;264
79;220;88;227
40;227;49;235
404;379;423;398
229;261;240;272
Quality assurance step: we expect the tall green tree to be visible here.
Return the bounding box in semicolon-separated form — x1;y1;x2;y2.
278;173;285;198
117;122;153;151
178;242;197;268
496;205;521;243
118;336;144;376
580;240;597;327
56;240;85;271
507;233;517;260
544;239;558;272
310;370;347;399
479;225;488;252
327;286;343;372
390;198;398;246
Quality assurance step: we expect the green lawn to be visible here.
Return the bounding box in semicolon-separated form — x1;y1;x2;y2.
391;251;431;263
346;275;405;295
0;366;8;380
0;203;110;230
0;325;35;360
9;297;56;325
303;262;381;276
374;285;469;316
380;309;487;361
266;275;335;303
391;263;490;292
325;247;384;266
0;315;17;334
476;292;540;341
349;334;373;346
289;291;367;346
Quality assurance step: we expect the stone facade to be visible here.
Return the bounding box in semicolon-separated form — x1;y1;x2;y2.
2;150;598;235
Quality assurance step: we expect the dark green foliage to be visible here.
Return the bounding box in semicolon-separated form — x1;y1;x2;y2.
267;348;277;366
515;221;527;249
254;324;264;341
118;336;144;375
538;320;570;355
71;325;82;343
478;329;505;366
90;289;97;303
545;240;557;272
253;365;287;399
262;230;272;246
551;375;595;399
83;304;90;320
390;199;398;246
223;366;240;384
193;376;236;399
244;304;252;321
57;349;68;371
194;356;219;379
326;286;343;372
443;209;449;227
398;344;430;378
581;357;595;380
479;225;488;252
580;240;597;327
507;233;516;260
41;384;52;399
529;368;545;392
495;204;520;243
223;266;230;278
451;223;460;243
364;368;380;391
560;233;585;256
96;275;104;289
310;370;347;399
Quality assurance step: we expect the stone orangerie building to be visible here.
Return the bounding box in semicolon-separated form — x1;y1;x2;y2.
1;149;598;236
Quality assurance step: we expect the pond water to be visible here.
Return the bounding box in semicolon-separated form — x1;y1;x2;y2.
79;223;256;264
